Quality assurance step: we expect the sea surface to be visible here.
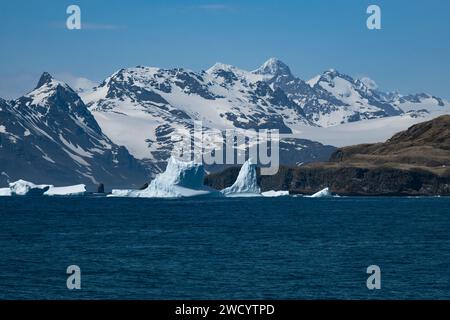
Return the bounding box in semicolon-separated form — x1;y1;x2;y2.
1;196;450;299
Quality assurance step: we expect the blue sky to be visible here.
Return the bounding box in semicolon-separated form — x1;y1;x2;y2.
0;0;449;98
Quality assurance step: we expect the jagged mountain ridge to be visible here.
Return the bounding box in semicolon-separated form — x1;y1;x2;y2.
0;73;149;188
81;58;449;167
2;58;449;187
257;59;447;127
82;63;324;170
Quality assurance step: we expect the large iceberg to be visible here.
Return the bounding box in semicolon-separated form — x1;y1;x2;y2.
308;187;332;198
221;160;262;197
110;157;219;198
0;179;86;196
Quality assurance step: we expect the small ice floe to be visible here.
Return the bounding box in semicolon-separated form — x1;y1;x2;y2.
0;187;12;196
307;187;333;198
0;179;86;196
261;190;290;197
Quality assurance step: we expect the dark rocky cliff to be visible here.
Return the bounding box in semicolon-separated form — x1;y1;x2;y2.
205;116;450;196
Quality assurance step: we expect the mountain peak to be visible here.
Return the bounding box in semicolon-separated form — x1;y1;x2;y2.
323;68;339;76
206;62;237;73
35;72;54;89
358;76;378;90
253;58;291;76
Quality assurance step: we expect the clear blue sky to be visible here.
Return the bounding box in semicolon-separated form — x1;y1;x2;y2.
1;0;449;98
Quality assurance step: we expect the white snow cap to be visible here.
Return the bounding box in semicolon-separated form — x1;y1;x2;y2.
221;159;262;197
359;77;378;90
206;62;238;74
253;57;291;76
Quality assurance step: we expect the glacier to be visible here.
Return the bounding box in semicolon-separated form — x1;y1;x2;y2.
221;160;262;197
110;157;219;198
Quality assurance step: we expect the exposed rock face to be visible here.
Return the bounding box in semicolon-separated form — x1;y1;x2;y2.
205;116;450;196
0;73;149;188
2;60;449;187
83;58;449;173
205;163;450;196
138;183;149;190
97;183;105;193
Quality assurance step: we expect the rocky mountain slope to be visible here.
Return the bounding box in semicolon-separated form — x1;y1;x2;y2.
1;58;449;187
0;73;148;188
205;116;450;196
330;115;450;172
82;58;449;166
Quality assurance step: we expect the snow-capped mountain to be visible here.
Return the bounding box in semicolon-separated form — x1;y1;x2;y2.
257;60;405;127
0;73;148;188
390;92;447;114
255;58;450;127
2;58;449;186
82;63;330;171
304;69;403;126
80;58;448;168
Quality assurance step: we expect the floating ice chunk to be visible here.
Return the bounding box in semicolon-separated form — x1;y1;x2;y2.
309;187;332;198
0;187;12;196
109;189;136;197
2;180;86;196
261;190;290;197
44;184;86;196
9;179;52;196
109;186;213;198
110;157;219;198
222;160;262;197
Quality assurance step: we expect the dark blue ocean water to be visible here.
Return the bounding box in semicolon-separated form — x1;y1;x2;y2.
1;196;450;300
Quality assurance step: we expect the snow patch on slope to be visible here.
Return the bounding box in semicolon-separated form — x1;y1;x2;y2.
293;113;442;147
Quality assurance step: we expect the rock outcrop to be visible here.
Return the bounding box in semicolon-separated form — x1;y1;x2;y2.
205;116;450;196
